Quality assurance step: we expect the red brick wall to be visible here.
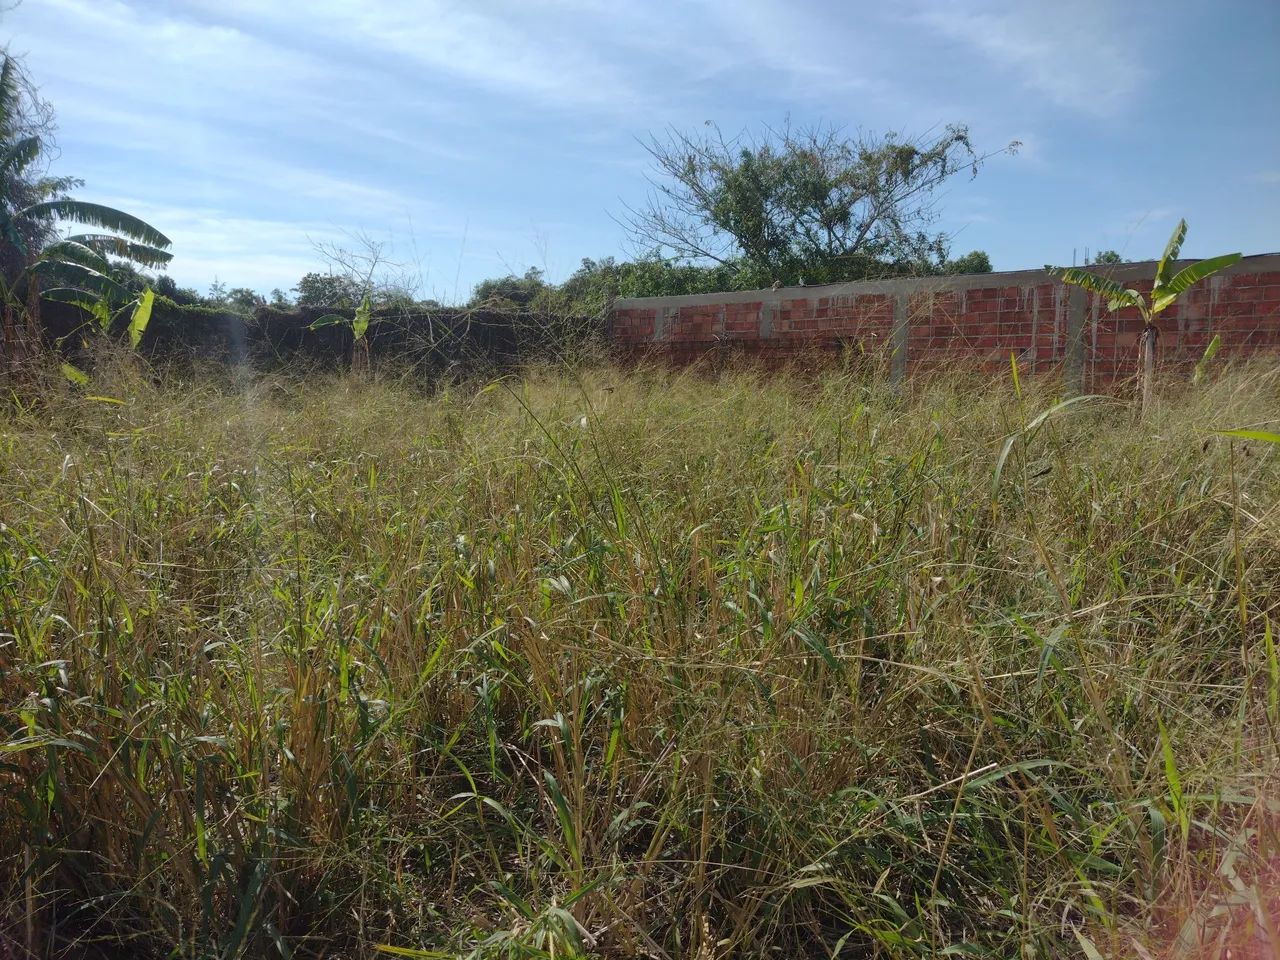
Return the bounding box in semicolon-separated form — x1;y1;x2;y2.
610;254;1280;387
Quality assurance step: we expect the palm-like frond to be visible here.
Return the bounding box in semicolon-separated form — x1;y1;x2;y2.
21;200;172;249
0;58;17;145
33;257;127;302
1151;253;1242;313
67;233;173;267
1045;266;1144;312
0;135;40;183
41;286;104;308
1154;218;1188;291
36;239;113;274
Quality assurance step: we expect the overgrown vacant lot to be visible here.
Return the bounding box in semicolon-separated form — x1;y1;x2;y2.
2;359;1279;959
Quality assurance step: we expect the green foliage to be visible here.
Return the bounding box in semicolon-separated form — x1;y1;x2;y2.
1217;428;1280;444
1089;249;1125;265
59;359;88;385
205;278;227;303
551;255;746;314
49;283;159;354
223;286;265;312
941;249;993;274
1156;219;1189;291
1193;334;1222;385
294;270;359;308
1047;220;1240;328
153;273;202;305
309;293;372;340
352;292;371;339
626;119;1014;284
22;199;168;251
198;279;276;312
0;51;171;371
1045;268;1142;311
1150;253;1243;312
1047;220;1240;414
537;248;993;317
126;286;154;349
308;293;375;373
469;266;551;309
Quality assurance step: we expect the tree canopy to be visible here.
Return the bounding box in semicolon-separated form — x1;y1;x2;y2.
293;271;360;308
468;267;552;309
623;121;1016;287
1089;250;1126;265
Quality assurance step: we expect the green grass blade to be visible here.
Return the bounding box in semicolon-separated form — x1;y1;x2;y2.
1157;713;1188;839
60;362;89;386
1217;429;1280;444
992;395;1109;502
1192;334;1221;385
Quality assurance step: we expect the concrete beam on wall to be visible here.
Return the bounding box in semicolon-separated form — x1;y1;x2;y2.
613;252;1280;314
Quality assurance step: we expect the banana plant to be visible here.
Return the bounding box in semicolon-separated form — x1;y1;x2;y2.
309;292;372;374
1046;220;1240;415
37;234;157;341
55;285;156;385
0;54;171;359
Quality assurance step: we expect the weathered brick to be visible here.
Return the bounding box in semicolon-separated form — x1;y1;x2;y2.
607;269;1280;381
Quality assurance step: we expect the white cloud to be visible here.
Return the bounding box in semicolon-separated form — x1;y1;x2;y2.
1092;207;1177;256
179;0;650;113
89;200;355;292
912;0;1147;116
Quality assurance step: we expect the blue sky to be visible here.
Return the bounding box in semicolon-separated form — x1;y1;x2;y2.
5;0;1278;301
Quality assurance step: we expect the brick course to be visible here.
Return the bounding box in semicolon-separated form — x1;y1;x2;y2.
610;254;1280;388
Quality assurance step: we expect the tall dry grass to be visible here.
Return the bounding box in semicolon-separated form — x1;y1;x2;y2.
1;354;1278;958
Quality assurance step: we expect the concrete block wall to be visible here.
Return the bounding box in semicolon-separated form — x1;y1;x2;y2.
610;253;1280;389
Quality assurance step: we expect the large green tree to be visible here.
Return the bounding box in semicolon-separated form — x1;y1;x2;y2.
469;267;550;309
1089;249;1126;265
625;121;1015;286
293;271;359;308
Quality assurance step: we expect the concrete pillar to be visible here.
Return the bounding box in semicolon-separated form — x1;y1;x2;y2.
1065;286;1086;394
759;300;774;338
891;293;908;384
